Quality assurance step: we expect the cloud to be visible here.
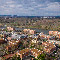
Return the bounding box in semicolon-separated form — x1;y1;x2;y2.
9;5;15;8
6;1;15;4
44;2;60;12
0;0;60;16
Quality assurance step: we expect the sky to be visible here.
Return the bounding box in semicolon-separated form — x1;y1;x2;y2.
0;0;60;16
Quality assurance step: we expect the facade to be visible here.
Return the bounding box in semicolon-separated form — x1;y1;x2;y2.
40;34;50;40
7;37;11;41
58;32;60;39
53;31;58;36
23;29;36;34
7;27;14;31
29;30;36;34
59;34;60;39
49;31;58;36
23;29;29;33
49;31;53;35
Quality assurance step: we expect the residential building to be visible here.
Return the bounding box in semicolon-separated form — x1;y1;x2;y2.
49;31;53;35
58;32;60;39
16;48;42;60
7;27;14;31
23;29;36;34
7;37;11;41
49;31;58;36
29;30;36;34
42;42;56;54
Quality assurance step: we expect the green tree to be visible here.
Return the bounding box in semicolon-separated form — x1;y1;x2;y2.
37;53;46;60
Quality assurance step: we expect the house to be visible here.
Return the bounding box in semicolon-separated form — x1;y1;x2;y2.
39;33;50;40
16;48;42;60
49;31;53;35
23;29;29;33
58;34;60;39
7;37;11;41
23;29;36;34
7;27;14;31
53;31;58;36
46;35;51;40
29;30;36;34
49;31;58;36
58;32;60;39
42;42;56;54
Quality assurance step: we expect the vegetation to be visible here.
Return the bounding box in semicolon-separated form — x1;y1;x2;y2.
37;53;46;60
7;55;21;60
0;17;60;30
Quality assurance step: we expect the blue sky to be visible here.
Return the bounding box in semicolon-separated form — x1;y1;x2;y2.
0;0;60;16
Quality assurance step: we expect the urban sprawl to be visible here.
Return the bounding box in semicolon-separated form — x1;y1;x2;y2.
0;26;60;60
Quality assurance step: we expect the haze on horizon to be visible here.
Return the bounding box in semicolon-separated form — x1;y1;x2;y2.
0;0;60;16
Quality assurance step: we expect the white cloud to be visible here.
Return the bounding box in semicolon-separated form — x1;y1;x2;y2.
6;1;15;4
9;5;15;8
0;6;5;8
38;2;60;12
0;0;60;16
45;2;60;11
32;1;36;4
34;4;43;8
17;5;23;7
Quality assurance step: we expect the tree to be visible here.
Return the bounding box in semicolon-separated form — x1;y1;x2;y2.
12;54;21;60
37;53;46;60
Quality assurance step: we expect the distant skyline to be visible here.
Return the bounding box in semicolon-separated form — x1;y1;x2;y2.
0;0;60;16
